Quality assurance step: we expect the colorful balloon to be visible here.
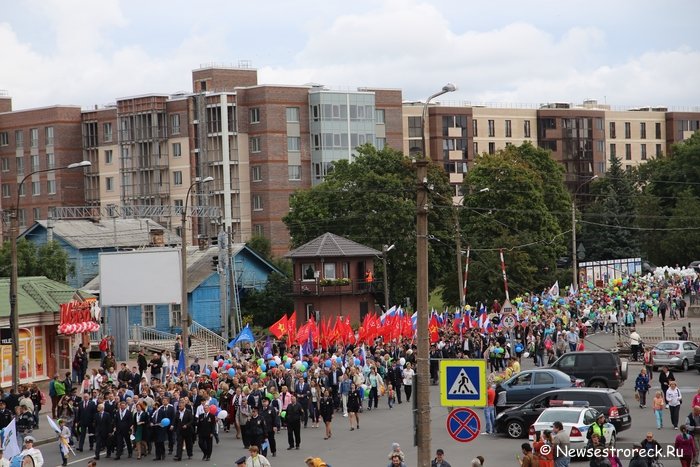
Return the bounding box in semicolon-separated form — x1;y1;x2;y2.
209;405;217;415
160;418;171;427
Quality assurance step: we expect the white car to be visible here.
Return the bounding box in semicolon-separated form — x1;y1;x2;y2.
528;405;617;446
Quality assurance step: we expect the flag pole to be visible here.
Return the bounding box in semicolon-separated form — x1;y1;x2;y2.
499;248;510;302
463;245;470;303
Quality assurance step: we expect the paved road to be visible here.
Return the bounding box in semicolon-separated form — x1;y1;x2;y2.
37;327;700;466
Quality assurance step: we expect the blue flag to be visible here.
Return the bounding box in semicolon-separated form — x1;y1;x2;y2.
228;324;255;348
177;352;186;374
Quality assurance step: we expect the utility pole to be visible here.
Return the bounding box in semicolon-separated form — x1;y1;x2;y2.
382;244;395;312
415;158;431;466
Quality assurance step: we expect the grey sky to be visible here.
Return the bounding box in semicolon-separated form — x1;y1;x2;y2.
2;0;699;110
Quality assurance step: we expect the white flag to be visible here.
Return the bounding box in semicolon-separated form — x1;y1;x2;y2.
548;281;560;298
2;418;21;461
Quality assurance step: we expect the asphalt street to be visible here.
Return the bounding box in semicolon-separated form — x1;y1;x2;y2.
37;325;700;467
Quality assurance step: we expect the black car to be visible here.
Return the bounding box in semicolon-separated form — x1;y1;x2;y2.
495;388;632;439
550;351;628;389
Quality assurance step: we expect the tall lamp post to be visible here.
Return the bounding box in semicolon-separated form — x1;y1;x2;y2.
382;244;395;311
571;175;597;292
180;176;214;368
9;160;91;391
416;83;456;467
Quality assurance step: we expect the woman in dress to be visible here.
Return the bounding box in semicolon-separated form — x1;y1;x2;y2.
347;383;361;431
133;402;148;459
319;388;333;440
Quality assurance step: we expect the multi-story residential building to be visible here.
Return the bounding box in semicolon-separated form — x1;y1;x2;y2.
0;104;87;235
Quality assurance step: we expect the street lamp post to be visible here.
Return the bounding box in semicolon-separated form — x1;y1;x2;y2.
382;244;395;311
180;176;214;368
571;175;597;292
9;160;91;391
416;83;456;467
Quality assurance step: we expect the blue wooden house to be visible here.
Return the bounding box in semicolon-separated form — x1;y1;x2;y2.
20;219;179;288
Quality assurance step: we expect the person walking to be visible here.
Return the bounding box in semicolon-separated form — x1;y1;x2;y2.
684;405;700;467
133;402;148;460
674;424;696;467
629;328;641;361
113;400;133;460
667;380;683;430
533;430;555;467
659;366;675;406
431;448;452;467
92;404;112;461
347;383;361;431
150;400;167;461
319;388;334;440
552;421;570;467
634;368;651;408
196;405;216;461
285;394;303;450
483;384;496;434
260;397;279;457
652;391;665;429
402;363;414;403
173;398;194;461
245;445;271;467
58;419;71;466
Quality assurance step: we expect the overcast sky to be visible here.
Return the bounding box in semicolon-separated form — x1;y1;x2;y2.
2;0;699;111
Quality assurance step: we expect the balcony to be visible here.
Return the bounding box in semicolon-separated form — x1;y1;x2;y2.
291;279;384;297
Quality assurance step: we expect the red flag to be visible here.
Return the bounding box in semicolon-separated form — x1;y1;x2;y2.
402;315;414;339
452;317;462;334
287;310;297;344
428;315;440;344
269;315;289;339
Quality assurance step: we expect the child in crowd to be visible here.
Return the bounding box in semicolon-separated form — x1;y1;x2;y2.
652;391;665;429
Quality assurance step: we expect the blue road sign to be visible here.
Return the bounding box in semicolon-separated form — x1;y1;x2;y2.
446;407;481;442
439;359;487;406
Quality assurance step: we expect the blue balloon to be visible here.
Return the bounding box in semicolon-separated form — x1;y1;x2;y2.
205;368;211;376
228;368;235;377
160;418;171;428
336;357;342;364
354;358;361;366
265;353;273;360
514;343;524;353
285;361;292;369
260;364;267;372
303;371;308;378
533;297;539;303
268;361;277;368
325;359;332;368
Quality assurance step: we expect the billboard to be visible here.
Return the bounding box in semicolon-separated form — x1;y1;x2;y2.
578;257;643;286
99;249;182;306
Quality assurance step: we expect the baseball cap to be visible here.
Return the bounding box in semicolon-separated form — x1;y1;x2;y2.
235;456;246;465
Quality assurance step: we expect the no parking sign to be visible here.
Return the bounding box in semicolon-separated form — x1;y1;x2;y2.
446;407;480;443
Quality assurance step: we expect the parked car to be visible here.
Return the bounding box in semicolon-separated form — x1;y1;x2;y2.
499;368;582;406
550;351;627;388
652;340;698;371
529;405;617;447
695;346;700;373
495;388;631;438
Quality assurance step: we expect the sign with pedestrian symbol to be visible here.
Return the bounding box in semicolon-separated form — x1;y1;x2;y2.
439;359;487;407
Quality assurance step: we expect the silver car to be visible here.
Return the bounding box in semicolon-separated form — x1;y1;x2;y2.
652;340;698;371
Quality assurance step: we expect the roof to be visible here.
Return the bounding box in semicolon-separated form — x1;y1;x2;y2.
0;276;92;317
23;219;180;250
285;232;381;259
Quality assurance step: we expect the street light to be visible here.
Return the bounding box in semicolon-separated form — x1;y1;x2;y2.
9;160;91;391
382;244;395;312
571;175;598;292
180;176;214;368
416;83;456;467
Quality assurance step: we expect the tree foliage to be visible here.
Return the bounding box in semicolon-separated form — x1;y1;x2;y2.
0;239;74;283
240;272;294;328
283;144;454;307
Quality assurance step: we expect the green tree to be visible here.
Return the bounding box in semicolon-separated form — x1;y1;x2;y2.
455;143;571;302
240;272;294;328
246;235;272;260
0;239;74;283
658;189;700;266
283;144;454;307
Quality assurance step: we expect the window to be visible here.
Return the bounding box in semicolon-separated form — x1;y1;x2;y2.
171;114;181;134
488;120;495;137
534;372;554;385
655;122;662;139
32;207;40;221
253;224;264;236
342;262;350;278
376;137;386;150
0;132;8;146
32;181;40;196
31;154;40;171
541;141;557;152
250;108;260;124
505;120;512;138
253;194;263;211
524;120;531;138
288;165;301;181
595;118;603;130
624;122;631;139
46;153;55;169
408;117;422;138
302;263;316;281
287;137;301;151
142;305;155;327
105;177;114;191
610;143;616;158
47;180;56;194
1;184;10;198
375;109;385;124
488;142;495;154
16;156;24;175
173;171;183;186
625;144;632;160
30;128;39;147
252;166;262;182
324;263;336;280
121;146;129;159
45;127;54;145
311;105;320;122
640;122;647;139
541;118;556;130
17;209;26;228
15;130;24;148
609;122;616;139
656;144;662;157
250;137;261;153
104;149;112;165
169;303;182;327
1;158;9;172
172;143;182;158
473;142;478;156
286;107;300;123
470;119;478;137
641;144;647;160
103;122;112;142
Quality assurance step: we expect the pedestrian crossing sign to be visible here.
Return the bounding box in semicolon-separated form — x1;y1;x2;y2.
439;359;487;407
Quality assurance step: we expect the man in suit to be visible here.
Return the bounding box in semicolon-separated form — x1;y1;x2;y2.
389;361;403;404
285;394;303;450
162;396;176;454
93;403;113;460
76;393;96;452
114;400;134;459
150;400;167;461
103;392;118;418
294;376;310;428
173;398;194;460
